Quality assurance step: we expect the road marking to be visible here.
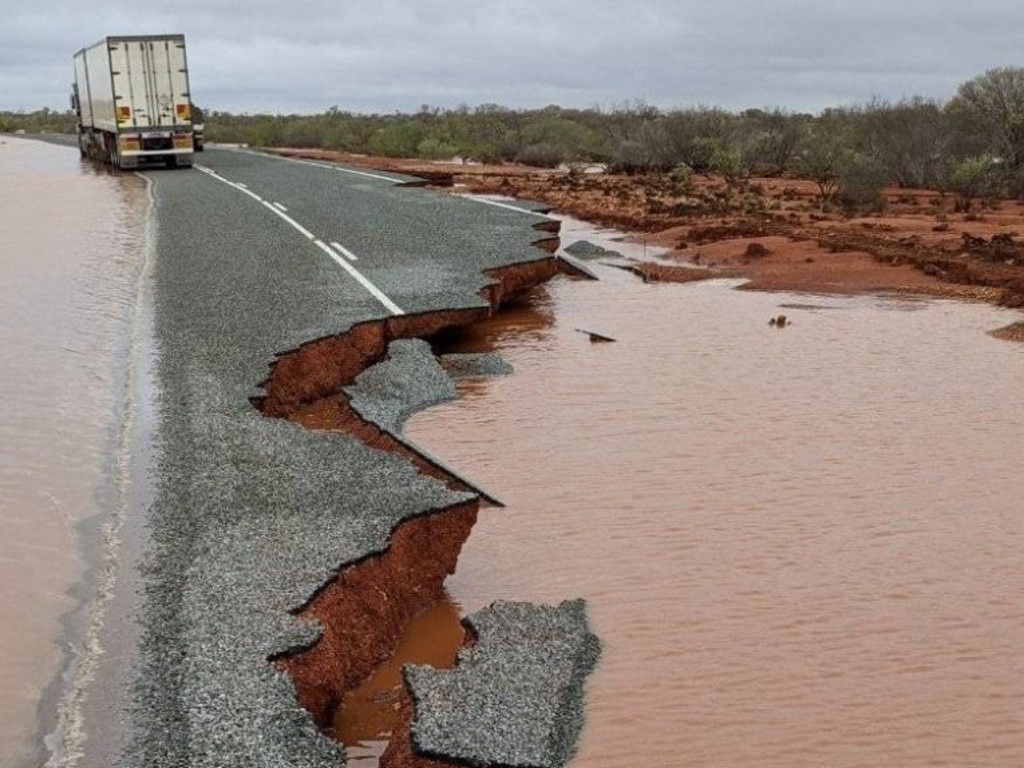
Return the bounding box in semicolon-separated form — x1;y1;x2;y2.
468;195;553;218
330;242;357;261
272;202;288;212
196;165;315;238
195;164;404;315
303;160;403;184
225;146;404;183
313;240;403;314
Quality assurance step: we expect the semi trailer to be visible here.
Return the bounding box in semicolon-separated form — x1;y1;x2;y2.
72;35;196;169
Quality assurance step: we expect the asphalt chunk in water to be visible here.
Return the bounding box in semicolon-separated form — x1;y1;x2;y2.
403;600;601;768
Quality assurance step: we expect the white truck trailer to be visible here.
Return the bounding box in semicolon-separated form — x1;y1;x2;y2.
72;35;196;169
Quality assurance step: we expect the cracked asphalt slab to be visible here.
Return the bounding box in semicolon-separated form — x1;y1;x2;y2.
406;600;601;768
87;147;596;767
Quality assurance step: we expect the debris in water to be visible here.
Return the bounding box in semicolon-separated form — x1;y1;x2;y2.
769;315;788;328
564;240;622;260
576;328;616;343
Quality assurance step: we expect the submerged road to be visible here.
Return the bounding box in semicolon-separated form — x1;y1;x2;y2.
34;145;591;768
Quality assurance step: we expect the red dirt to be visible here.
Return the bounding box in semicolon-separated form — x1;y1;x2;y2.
459;173;1024;305
378;688;460;768
275;500;479;726
266;149;1024;311
263;256;571;744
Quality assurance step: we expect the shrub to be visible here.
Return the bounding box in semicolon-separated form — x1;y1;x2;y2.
515;142;566;168
949;155;1002;209
670;162;694;185
416;136;459;160
366;122;425;157
838;152;887;211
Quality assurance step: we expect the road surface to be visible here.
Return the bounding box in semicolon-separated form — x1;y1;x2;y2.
29;143;580;768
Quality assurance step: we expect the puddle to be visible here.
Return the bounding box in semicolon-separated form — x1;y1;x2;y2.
403;249;1024;765
332;594;465;765
0;137;148;767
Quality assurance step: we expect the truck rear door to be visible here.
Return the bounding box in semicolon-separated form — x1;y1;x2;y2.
109;38;191;131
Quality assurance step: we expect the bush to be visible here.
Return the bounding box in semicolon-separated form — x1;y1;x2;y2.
838;152;887;210
366;122;425;157
948;156;1002;208
416;136;459;160
670;162;694;185
515;142;566;168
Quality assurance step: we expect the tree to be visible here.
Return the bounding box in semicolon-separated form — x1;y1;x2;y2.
951;67;1024;169
947;156;1002;209
858;97;952;188
837;151;887;210
795;116;851;202
736;108;805;176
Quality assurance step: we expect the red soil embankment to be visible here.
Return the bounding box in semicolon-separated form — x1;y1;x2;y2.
261;256;569;733
276;501;479;726
263;149;1024;311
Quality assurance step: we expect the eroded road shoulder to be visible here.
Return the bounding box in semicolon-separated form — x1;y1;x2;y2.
115;148;595;768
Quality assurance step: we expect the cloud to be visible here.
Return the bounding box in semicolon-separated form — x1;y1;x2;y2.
2;0;1022;114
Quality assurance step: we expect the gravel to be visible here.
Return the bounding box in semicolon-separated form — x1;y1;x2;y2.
406;600;601;768
440;352;515;380
346;339;458;434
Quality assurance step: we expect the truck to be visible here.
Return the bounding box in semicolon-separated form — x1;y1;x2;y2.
72;35;196;169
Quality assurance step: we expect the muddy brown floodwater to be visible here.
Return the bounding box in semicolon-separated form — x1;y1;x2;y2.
0;137;148;768
403;243;1024;767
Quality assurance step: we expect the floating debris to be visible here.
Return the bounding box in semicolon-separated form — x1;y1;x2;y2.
564;240;622;260
576;328;616;343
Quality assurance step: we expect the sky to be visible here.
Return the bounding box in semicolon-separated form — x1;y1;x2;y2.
1;0;1021;115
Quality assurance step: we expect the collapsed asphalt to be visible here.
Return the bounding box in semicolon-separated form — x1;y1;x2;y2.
406;599;601;768
103;147;597;767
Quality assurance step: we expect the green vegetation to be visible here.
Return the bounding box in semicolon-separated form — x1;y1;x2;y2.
0;108;76;134
6;67;1024;200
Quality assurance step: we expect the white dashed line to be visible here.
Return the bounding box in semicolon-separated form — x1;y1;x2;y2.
224;146;404;183
196;164;404;315
313;240;403;314
330;242;357;261
272;202;288;212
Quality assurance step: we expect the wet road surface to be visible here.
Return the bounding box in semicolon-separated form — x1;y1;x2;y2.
10;139;568;768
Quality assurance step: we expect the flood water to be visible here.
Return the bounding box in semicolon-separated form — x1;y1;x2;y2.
0;137;148;767
333;596;465;765
403;238;1024;766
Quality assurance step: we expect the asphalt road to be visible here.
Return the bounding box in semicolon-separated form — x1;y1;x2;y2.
48;146;588;768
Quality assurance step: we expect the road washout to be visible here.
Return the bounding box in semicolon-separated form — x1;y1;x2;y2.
264;147;1024;340
258;250;600;767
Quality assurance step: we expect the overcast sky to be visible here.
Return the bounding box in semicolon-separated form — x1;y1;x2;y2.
1;0;1021;115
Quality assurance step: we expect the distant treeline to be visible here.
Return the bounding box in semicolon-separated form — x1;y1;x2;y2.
5;67;1024;202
